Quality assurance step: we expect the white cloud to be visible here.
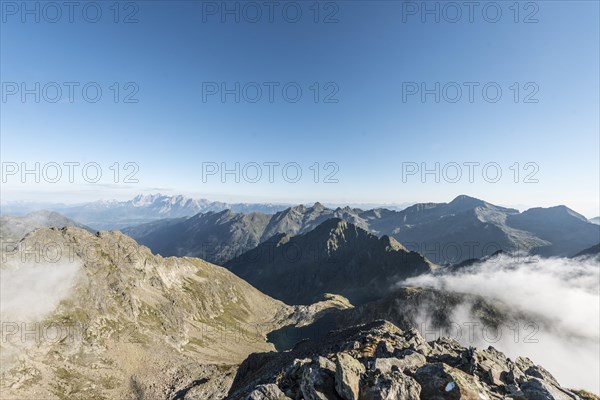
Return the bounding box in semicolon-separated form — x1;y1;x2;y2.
401;254;600;393
1;260;82;322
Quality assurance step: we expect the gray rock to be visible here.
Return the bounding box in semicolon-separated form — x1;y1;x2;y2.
516;357;560;387
317;356;336;373
374;340;395;358
247;384;291;400
474;347;511;387
361;370;421;400
300;363;340;400
335;353;365;400
403;327;432;355
413;363;490;400
520;378;579;400
373;352;426;375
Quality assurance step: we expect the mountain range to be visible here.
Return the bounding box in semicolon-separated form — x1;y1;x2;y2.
124;195;600;265
1;194;292;230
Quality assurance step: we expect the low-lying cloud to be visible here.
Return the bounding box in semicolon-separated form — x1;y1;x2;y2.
1;259;82;323
400;254;600;393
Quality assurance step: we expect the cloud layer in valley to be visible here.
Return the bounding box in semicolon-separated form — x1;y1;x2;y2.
400;254;600;393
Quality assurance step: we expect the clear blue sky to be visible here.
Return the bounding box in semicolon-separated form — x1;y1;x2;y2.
1;1;599;217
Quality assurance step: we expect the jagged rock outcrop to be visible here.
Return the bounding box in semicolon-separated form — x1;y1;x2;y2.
229;320;593;400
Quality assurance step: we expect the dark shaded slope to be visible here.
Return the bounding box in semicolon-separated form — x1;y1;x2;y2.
225;218;434;305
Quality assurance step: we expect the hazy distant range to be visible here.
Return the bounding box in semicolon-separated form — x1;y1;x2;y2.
0;194;413;230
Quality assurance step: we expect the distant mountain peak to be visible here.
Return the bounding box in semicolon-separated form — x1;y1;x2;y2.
290;204;307;213
552;205;588;220
131;193;164;203
521;205;588;222
311;201;325;210
448;195;519;214
449;194;486;207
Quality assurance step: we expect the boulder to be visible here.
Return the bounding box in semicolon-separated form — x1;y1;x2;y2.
361;370;421;400
413;362;494;400
335;353;365;400
247;384;292;400
520;378;578;400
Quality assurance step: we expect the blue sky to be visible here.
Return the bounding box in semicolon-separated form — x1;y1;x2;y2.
1;1;599;217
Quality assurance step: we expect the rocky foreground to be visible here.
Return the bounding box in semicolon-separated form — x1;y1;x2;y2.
229;320;598;400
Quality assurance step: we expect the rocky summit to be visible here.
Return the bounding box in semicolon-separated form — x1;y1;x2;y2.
229;320;598;400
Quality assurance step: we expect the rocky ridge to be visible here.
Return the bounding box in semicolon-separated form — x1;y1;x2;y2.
230;320;599;400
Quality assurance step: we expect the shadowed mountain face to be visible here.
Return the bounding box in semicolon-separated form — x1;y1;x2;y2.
506;206;600;257
225;219;434;305
572;243;600;259
124;195;600;265
124;210;273;265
